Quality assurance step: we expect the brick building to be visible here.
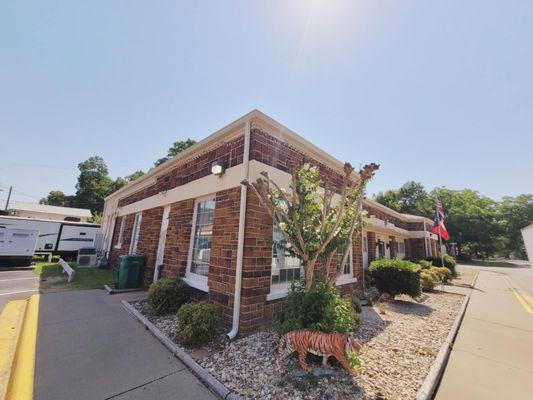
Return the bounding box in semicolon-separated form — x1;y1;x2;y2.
101;110;438;336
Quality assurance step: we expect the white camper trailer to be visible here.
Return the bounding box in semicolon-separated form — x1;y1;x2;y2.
0;216;100;258
0;227;38;266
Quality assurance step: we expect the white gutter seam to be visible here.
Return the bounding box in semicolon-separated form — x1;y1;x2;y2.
228;120;251;339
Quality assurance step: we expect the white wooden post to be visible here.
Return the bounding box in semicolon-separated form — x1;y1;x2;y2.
59;258;75;283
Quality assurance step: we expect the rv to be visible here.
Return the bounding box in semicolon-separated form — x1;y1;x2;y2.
0;216;100;258
0;227;38;266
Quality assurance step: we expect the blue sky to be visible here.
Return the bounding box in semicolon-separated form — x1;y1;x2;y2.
1;0;532;208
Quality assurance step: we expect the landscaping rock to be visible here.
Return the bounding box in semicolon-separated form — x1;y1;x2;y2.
134;292;463;400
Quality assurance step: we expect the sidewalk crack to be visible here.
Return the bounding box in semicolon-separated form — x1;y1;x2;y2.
103;367;187;399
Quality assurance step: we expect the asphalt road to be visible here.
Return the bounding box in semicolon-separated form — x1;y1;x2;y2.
459;261;533;297
0;267;39;314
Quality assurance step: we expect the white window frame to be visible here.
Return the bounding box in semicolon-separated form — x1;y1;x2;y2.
114;216;127;249
185;195;215;292
397;240;406;259
267;224;303;301
336;245;357;286
129;212;142;255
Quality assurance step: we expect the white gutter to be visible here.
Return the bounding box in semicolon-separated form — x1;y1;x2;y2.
423;221;428;257
227;120;251;339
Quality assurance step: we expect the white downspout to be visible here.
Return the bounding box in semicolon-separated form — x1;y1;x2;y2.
423;220;428;257
227;120;251;339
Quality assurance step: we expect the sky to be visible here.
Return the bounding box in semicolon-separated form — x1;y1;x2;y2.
1;0;532;209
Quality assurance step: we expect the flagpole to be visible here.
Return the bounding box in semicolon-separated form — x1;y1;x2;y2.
435;193;445;268
438;231;444;267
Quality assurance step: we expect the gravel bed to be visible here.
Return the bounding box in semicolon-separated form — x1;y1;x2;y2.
133;292;463;400
200;292;463;400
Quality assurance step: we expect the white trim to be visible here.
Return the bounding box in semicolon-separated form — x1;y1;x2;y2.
154;205;170;282
335;276;358;286
266;284;291;301
114;215;126;249
183;276;209;292
129;212;142;255
186;195;215;286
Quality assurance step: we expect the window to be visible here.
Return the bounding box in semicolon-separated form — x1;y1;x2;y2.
362;235;368;252
12;233;30;238
271;224;302;286
115;216;126;249
188;198;215;278
398;242;406;254
337;244;352;275
129;212;142;255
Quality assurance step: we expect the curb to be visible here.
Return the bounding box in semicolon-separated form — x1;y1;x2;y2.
0;300;27;400
121;300;241;400
0;294;39;400
415;291;470;400
470;271;480;289
104;284;144;295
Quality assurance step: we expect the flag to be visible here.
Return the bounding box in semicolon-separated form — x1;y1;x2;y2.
433;196;450;241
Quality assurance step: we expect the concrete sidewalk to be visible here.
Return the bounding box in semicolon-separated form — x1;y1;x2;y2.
436;271;533;399
35;289;217;400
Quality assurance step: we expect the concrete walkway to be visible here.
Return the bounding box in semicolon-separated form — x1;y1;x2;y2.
436;270;533;399
35;289;217;400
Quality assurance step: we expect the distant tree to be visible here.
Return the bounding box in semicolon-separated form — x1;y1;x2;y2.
89;212;103;224
39;190;74;207
155;139;196;166
126;170;145;182
498;195;533;258
432;188;501;259
74;156;116;214
374;181;432;217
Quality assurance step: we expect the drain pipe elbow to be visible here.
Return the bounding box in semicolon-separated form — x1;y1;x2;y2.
227;120;251;340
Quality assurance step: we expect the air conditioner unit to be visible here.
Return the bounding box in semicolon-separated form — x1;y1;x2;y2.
77;247;97;267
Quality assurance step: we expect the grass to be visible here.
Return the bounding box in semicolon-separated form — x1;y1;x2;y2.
460;260;521;268
34;261;116;291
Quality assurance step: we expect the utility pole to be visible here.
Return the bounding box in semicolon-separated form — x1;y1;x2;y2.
4;186;12;212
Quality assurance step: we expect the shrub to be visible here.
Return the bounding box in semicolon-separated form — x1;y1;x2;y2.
177;301;218;346
430;266;452;283
274;280;359;335
425;254;457;277
148;277;189;315
420;269;439;291
369;259;421;298
419;260;433;270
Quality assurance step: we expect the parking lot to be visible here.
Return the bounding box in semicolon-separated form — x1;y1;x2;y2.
0;267;39;313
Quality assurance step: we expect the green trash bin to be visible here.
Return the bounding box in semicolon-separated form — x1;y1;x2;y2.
117;255;146;290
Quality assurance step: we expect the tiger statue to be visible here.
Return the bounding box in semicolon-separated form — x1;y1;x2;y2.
275;329;362;376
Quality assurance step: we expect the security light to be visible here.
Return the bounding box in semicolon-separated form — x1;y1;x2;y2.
211;161;225;176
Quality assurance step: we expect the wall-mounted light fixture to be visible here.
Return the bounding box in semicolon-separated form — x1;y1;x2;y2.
211;161;225;176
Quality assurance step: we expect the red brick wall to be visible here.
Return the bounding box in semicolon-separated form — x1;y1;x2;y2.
118;135;245;207
250;127;346;193
209;187;241;327
135;207;164;286
363;205;409;230
162;199;195;279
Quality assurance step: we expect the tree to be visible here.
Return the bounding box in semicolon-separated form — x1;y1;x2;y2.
39;191;74;207
155;139;196;166
374;181;432;217
244;162;379;291
126;170;145;182
499;195;533;258
74;156;124;214
433;188;501;259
